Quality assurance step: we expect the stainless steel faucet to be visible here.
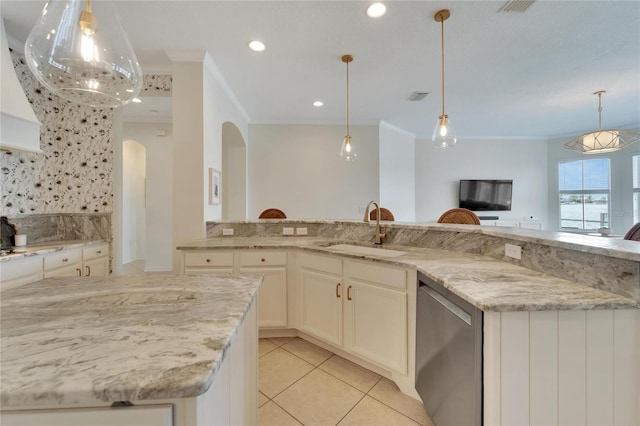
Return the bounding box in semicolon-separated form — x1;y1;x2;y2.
363;200;386;245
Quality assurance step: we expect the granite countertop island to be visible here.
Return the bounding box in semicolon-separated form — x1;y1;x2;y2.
0;273;262;409
178;236;639;312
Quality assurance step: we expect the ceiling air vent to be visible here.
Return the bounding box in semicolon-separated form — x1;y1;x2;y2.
498;0;535;13
408;91;429;101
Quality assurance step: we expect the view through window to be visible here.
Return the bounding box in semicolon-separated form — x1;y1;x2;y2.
559;158;610;230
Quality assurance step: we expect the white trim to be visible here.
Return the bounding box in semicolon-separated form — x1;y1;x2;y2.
164;49;207;63
379;120;416;138
203;53;250;124
251;119;379;126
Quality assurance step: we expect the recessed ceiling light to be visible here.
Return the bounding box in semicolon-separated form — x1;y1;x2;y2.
366;3;387;18
313;101;324;107
248;40;266;52
131;98;142;103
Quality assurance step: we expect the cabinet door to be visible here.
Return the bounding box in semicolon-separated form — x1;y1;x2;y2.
344;279;407;374
44;262;83;278
241;266;287;328
84;256;109;277
298;268;343;347
0;257;43;290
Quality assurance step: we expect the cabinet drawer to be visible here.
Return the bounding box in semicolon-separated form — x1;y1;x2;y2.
345;260;407;291
184;251;234;267
299;253;342;275
82;243;109;261
44;249;82;271
239;251;287;267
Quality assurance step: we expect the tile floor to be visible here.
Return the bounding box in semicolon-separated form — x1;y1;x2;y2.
258;337;433;426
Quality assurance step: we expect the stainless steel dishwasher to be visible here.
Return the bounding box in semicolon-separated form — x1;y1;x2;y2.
415;272;483;426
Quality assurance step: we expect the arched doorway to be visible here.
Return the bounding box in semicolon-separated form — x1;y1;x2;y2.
122;139;146;268
222;122;247;219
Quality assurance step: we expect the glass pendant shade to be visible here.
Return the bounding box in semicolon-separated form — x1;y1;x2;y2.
25;0;142;107
340;135;358;161
432;114;457;149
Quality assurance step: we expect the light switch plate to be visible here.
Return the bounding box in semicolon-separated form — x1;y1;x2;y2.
283;227;294;235
505;243;522;260
222;228;234;236
296;227;308;235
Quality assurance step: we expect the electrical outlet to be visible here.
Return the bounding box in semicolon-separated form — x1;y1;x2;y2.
222;228;234;236
296;227;308;235
283;227;294;235
505;243;522;260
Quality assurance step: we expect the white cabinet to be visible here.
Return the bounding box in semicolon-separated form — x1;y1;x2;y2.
183;251;234;275
298;254;343;346
82;244;110;277
480;219;543;230
297;253;408;374
343;261;408;374
182;250;288;328
239;251;288;328
43;243;110;278
0;257;43;290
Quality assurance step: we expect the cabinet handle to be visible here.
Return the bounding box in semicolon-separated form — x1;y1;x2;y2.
206;258;211;263
347;285;352;301
76;268;82;276
85;266;91;276
63;258;69;263
336;283;341;298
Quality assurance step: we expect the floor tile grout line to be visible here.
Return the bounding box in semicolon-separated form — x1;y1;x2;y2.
269;398;308;426
262;351;321;401
364;390;425;426
334;391;368;426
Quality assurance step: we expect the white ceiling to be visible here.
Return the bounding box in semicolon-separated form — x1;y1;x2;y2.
2;0;639;138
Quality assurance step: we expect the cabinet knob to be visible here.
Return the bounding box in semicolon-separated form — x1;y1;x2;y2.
336;283;341;298
96;250;102;254
206;259;211;263
347;285;352;301
63;258;69;263
261;258;266;262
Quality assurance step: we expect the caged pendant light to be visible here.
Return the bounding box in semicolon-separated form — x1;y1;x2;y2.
340;54;358;161
432;9;457;149
564;91;640;154
25;0;142;108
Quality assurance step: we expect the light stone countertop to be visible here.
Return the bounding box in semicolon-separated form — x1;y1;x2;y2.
0;239;108;262
0;274;262;408
178;237;639;312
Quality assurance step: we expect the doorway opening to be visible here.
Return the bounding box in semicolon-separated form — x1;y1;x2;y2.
122;139;146;272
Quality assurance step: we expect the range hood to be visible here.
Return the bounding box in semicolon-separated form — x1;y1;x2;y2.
1;18;42;153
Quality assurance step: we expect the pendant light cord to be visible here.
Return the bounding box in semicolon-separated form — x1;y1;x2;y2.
346;58;350;138
597;92;602;130
440;16;445;116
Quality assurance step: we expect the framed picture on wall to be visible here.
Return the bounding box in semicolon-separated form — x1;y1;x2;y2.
209;168;221;205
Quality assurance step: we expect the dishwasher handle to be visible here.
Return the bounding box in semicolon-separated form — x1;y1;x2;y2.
419;285;472;326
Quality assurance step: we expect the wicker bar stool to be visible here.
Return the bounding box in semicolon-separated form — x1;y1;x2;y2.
258;208;287;219
437;208;480;225
369;208;395;221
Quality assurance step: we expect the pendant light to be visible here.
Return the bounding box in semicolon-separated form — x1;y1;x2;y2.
340;54;358;161
564;91;640;154
432;9;457;149
25;0;142;108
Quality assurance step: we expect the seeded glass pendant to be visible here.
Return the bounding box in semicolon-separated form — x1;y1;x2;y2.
340;54;358;161
25;0;142;107
432;9;457;149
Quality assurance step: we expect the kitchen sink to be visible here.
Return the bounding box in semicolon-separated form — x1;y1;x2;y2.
325;244;406;258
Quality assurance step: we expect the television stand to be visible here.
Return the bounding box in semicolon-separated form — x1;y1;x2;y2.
478;215;499;220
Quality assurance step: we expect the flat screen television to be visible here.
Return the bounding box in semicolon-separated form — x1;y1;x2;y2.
459;179;513;211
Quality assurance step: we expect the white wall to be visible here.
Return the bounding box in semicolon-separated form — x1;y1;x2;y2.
547;129;640;233
122;140;146;264
379;121;416;222
415;137;549;226
122;122;173;271
222;122;247;220
247;124;379;219
203;57;250;223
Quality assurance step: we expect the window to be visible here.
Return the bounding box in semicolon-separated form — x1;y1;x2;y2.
559;158;610;230
634;155;640;223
